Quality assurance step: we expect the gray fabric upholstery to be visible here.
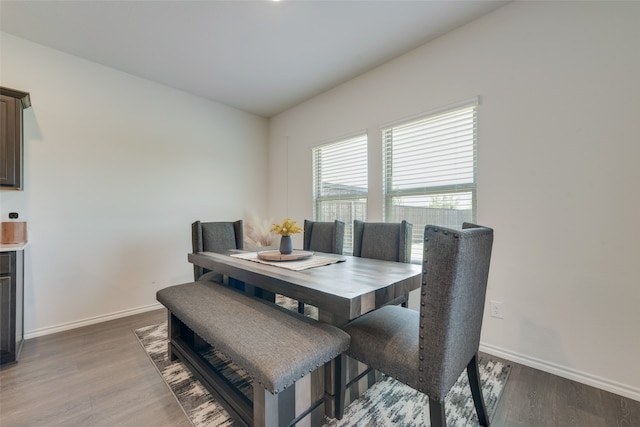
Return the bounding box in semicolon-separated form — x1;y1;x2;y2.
303;219;345;254
157;281;350;394
343;223;494;401
352;220;413;307
343;305;420;385
352;220;412;262
191;220;243;281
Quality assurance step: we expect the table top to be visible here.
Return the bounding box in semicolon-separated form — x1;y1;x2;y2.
188;250;422;326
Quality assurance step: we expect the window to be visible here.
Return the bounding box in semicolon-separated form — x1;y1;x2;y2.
313;134;368;253
383;101;477;261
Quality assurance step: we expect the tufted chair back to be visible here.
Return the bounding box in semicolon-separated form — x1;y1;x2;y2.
419;223;494;400
352;219;413;307
352;220;412;262
191;220;243;281
303;219;345;255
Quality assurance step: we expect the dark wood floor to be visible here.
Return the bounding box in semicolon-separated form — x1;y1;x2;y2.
1;309;638;426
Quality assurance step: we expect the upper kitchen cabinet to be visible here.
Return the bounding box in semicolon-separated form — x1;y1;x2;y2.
1;87;31;190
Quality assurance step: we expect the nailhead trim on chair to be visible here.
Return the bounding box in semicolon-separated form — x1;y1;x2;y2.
419;226;459;393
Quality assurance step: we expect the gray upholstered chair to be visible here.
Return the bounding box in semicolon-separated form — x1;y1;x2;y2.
352;219;412;307
191;220;243;282
342;223;494;426
303;219;345;255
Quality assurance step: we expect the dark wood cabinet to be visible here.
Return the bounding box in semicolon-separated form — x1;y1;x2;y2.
0;250;24;365
1;87;31;190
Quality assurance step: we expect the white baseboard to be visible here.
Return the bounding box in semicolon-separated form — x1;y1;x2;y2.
23;307;639;403
480;342;640;403
24;302;164;340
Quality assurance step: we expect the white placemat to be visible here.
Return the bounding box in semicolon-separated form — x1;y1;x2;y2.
230;251;345;271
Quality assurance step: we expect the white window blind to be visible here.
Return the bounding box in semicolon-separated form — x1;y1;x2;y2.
313;134;368;253
383;102;477;261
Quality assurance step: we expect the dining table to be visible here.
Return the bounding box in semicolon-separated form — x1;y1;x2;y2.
187;248;423;416
188;249;422;327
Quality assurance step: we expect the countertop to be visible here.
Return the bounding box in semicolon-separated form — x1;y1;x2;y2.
0;242;28;252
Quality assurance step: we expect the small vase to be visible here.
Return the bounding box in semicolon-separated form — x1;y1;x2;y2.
279;235;293;255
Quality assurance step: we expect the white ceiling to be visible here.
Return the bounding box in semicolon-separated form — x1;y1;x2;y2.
1;0;508;118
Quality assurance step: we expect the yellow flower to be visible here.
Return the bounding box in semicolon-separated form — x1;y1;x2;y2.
270;218;303;236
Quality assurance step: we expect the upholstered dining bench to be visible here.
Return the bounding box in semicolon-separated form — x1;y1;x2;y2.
156;281;350;427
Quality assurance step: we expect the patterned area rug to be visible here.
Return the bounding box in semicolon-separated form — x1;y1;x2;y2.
134;322;510;427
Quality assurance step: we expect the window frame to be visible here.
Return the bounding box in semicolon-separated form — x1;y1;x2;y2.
382;99;479;261
312;132;368;253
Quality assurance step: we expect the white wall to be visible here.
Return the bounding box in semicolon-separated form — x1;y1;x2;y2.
0;33;269;336
268;2;640;400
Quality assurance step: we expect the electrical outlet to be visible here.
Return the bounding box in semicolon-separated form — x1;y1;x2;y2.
490;301;504;319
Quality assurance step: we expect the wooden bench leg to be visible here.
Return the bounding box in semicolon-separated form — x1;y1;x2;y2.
335;354;347;419
253;371;326;427
167;311;178;361
168;311;209;360
254;385;294;427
